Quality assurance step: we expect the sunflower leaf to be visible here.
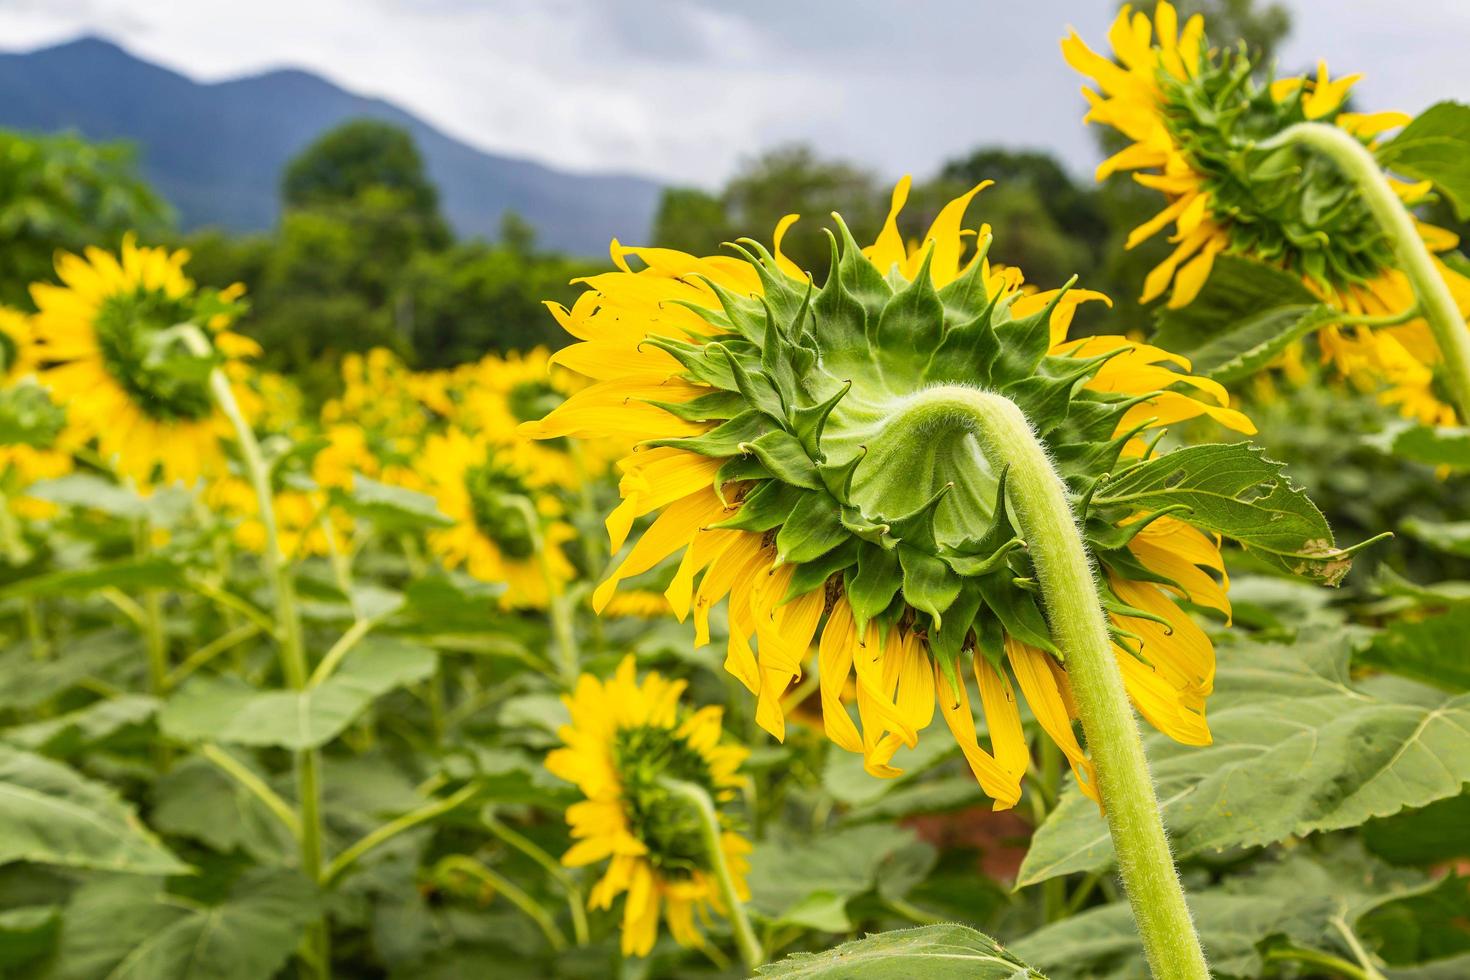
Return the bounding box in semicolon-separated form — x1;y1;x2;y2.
757;923;1044;979
159;637;436;750
0;745;189;875
1092;442;1350;584
1380;101;1470;220
1018;628;1470;885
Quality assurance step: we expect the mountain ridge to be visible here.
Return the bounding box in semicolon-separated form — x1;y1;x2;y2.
0;36;663;254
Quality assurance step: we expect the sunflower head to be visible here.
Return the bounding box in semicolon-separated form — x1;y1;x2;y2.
1062;2;1434;309
546;656;749;957
417;427;575;607
27;236;254;484
525;177;1357;806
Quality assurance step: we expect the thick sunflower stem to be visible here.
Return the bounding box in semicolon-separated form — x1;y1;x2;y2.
184;329;329;980
660;778;763;973
898;386;1208;980
1265;122;1470;424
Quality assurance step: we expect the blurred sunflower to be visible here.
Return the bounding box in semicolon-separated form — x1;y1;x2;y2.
525;178;1273;807
425;348;627;487
27;236;257;485
417;426;575;608
1063;1;1470;424
0;307;73;520
207;476;351;561
546;656;750;957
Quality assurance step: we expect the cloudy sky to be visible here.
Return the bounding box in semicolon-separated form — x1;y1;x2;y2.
0;0;1464;186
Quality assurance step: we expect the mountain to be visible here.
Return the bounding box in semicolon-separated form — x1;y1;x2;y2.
0;37;663;255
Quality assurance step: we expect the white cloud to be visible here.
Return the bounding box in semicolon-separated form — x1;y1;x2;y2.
0;1;1461;187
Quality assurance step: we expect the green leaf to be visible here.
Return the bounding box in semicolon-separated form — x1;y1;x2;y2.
160;637;437;750
0;631;138;711
0;745;188;874
1018;630;1470;885
1093;443;1350;583
2;694;159;756
1380;101;1470;220
1400;516;1470;558
336;475;454;530
746;824;921;931
52;869;318;980
0;557;188;598
0;905;60;969
1152;255;1331;381
1363;792;1470;866
1367;421;1470;470
1014;842;1437;979
151;756;295;862
1013;892;1274;979
756;924;1044;979
23;474;150;521
1359;606;1470;692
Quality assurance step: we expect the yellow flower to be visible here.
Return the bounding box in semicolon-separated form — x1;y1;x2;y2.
416;426;575;608
27;236;258;486
526;178;1256;807
546;656;750;957
207;476;350;561
0;307;75;518
1063;1;1470;424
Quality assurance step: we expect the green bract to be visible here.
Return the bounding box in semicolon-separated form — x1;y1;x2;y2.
638;225;1349;686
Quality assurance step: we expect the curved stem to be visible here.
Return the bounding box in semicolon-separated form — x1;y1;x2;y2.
894;386;1208;980
1265;946;1374;980
1266;122;1470;423
660;778;763;973
322;783;479;887
483;813;590;946
433;856;569;953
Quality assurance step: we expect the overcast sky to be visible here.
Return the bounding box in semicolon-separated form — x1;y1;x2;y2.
0;0;1465;186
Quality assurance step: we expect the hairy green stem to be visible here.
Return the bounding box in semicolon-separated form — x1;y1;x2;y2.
1267;122;1470;423
660;778;763;972
895;386;1208;980
187;329;327;979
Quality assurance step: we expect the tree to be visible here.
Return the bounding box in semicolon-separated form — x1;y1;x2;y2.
722;145;882;277
652;188;731;256
0;129;171;307
280;119;449;246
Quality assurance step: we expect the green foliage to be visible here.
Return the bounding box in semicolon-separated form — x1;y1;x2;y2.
1020;630;1470;885
282;119;447;240
51;869;318;979
160;638;437;750
757;924;1043;979
1380;102;1470;220
0;128;171;307
1152;255;1338;381
0;746;188;875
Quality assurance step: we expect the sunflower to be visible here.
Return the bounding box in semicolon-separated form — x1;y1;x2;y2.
415;348;627;488
417;426;575;608
1063;1;1470;424
546;656;750;957
521;176;1293;807
27;236;257;485
0;307;74;518
206;476;350;561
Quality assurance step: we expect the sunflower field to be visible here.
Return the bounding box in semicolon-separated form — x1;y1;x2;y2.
2;4;1470;979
